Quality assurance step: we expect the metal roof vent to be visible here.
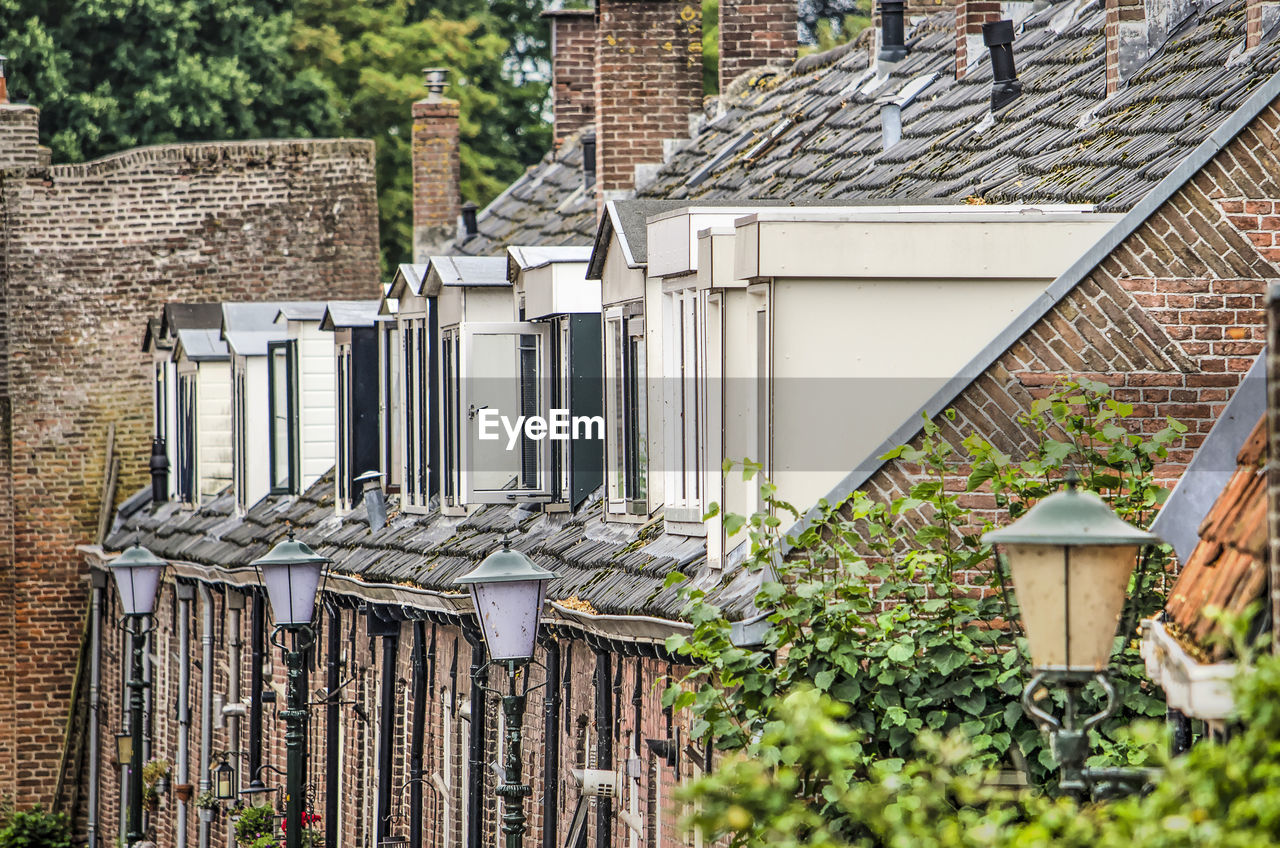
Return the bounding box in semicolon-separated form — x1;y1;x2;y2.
983;20;1023;111
422;67;448;101
878;0;908;63
460;201;479;241
876;72;940;151
582;131;597;189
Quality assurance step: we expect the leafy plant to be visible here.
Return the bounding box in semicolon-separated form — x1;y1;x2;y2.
194;790;221;812
0;806;72;848
665;379;1180;792
235;804;279;848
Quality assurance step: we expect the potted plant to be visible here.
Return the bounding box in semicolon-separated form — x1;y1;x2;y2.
175;782;195;803
141;758;171;812
234;804;279;848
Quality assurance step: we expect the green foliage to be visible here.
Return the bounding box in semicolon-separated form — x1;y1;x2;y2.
702;0;719;95
802;4;872;56
289;0;551;271
684;653;1280;848
665;379;1178;793
234;804;278;848
0;806;72;848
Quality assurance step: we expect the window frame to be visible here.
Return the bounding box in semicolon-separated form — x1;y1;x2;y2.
604;304;649;517
663;288;705;524
267;340;299;495
400;316;430;512
176;370;197;504
335;340;353;512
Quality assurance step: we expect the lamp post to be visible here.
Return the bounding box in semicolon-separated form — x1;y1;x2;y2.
456;540;557;848
983;474;1162;800
107;545;168;846
251;532;329;848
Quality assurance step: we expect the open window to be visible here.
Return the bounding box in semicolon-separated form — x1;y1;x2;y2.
441;321;552;507
268;340;299;495
401;317;429;510
604;303;648;516
176;372;197;503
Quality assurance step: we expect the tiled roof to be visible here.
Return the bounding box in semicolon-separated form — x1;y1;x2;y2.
454;132;598;256
106;473;763;622
642;0;1280;211
1165;416;1268;662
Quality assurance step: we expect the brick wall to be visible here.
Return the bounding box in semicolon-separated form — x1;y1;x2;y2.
718;0;797;92
1247;0;1280;48
1105;0;1148;95
954;0;1002;78
0;105;47;168
1268;270;1280;654
856;97;1280;594
0;111;379;812
595;0;704;196
547;10;598;148
412;95;462;263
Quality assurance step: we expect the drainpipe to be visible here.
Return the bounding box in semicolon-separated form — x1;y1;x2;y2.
540;635;561;848
377;627;399;844
177;583;196;848
326;606;341;848
461;622;487;848
87;571;107;848
226;591;245;848
199;584;215;848
248;594;265;791
593;647;613;848
409;621;427;848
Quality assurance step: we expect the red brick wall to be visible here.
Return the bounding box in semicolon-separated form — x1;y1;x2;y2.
412;96;462;263
955;0;1002;78
595;0;704;195
548;10;598;148
0;109;379;811
1247;0;1280;48
718;0;797;92
857;98;1280;593
1105;0;1146;95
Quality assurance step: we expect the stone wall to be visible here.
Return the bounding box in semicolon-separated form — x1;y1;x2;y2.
0;108;380;811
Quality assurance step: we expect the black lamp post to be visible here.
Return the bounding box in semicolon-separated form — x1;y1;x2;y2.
251;532;329;848
106;545;167;847
984;474;1163;800
456;540;557;848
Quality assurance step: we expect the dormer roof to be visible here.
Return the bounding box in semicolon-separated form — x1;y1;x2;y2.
274;303;328;324
506;245;593;281
319;300;382;331
174;328;229;362
427;256;509;288
388;263;431;300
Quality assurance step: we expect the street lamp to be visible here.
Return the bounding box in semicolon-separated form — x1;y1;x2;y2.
456;540;557;848
251;532;329;848
107;545;168;846
983;473;1162;800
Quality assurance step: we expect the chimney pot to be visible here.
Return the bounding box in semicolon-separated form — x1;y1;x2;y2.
460;201;479;240
982;20;1023;111
878;1;908;63
582;132;597;189
423;67;448;99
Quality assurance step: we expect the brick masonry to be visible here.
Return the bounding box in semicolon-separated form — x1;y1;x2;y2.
1247;0;1280;49
595;0;704;196
718;0;797;93
856;98;1280;591
547;10;598;148
0;104;380;811
412;96;462;263
954;0;1002;78
1105;0;1148;94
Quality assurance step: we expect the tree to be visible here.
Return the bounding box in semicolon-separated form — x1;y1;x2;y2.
0;0;336;162
289;0;552;270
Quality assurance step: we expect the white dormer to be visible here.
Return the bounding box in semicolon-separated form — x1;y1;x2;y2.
320;300;383;514
272;304;336;495
223;302;300;513
388;264;432;512
171;327;231;504
507;245;603;510
377;281;402;498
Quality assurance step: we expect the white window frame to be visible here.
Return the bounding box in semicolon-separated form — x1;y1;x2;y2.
401;316;430;512
456;321;553;505
663;289;705;525
380;321;402;493
336;340;353;513
604;305;648;517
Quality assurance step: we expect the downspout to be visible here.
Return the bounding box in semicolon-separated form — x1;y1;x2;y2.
226;591;245;848
461;622;487;848
87;571;106;848
540;635;561;848
177;583;196;848
594;648;613;848
410;621;427;848
198;584;215;848
326;606;341;848
249;594;265;790
377;627;399;844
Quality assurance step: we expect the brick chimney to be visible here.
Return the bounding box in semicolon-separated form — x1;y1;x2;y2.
412;68;461;262
718;0;798;92
595;0;703;198
545;8;597;148
955;0;1002;77
1105;0;1149;94
1248;0;1280;48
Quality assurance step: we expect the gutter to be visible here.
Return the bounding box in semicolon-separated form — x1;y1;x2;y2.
781;67;1280;552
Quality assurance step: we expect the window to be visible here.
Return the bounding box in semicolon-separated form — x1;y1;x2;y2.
663;289;704;519
176;372;197;503
441;322;552;507
154;362;168;444
380;321;402;493
605;304;647;516
401;317;429;510
268;341;298;494
336;342;352;511
233;363;247;509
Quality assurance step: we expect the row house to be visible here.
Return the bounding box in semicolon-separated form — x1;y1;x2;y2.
75;0;1280;846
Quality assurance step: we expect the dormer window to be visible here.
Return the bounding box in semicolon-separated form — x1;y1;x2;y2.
322;301;383;514
390;264;432;513
604;304;647;515
268;340;299;494
662;287;706;525
176;371;197;503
